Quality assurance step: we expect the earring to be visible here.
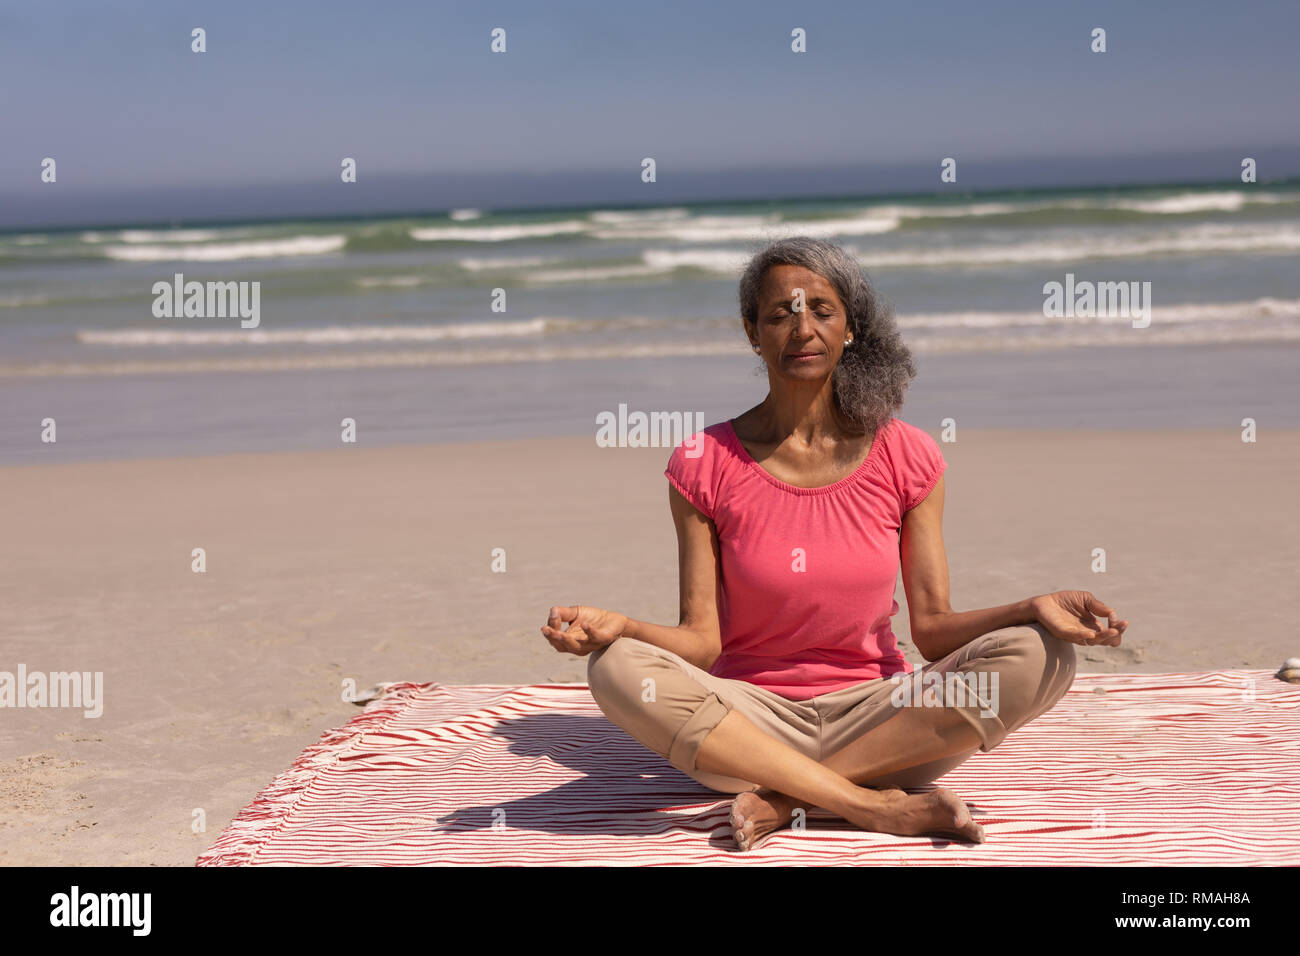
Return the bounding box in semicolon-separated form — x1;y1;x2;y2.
844;338;852;346
751;344;760;353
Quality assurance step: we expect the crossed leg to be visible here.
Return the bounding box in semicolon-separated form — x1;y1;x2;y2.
698;701;988;847
586;623;1076;849
719;624;1078;847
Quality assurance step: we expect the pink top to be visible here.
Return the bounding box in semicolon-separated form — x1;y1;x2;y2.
663;416;946;700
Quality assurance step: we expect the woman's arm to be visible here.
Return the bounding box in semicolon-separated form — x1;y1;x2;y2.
541;484;723;669
898;475;1037;661
620;485;724;670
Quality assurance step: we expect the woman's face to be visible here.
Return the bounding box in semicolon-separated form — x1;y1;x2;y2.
748;263;852;381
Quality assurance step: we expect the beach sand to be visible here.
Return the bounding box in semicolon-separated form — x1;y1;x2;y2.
2;427;1296;865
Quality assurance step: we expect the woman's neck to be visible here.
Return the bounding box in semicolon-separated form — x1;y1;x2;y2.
752;383;848;444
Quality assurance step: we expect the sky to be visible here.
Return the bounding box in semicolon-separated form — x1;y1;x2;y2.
2;0;1298;227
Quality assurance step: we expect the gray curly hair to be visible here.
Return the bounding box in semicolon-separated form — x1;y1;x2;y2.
737;235;917;436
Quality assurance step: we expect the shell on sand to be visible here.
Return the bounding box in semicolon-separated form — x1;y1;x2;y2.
350;681;397;704
1275;666;1300;684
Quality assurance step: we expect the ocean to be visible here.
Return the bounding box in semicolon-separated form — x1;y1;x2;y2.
2;180;1298;463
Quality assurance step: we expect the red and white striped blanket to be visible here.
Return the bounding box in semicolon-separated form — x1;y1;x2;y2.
197;670;1300;865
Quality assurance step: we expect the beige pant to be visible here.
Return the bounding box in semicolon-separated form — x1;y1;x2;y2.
586;622;1076;793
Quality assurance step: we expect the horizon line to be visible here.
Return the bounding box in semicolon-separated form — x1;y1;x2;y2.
3;167;1298;235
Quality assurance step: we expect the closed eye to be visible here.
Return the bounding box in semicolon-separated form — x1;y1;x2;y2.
770;308;834;319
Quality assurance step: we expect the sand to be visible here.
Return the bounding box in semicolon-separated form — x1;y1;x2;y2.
1;427;1297;865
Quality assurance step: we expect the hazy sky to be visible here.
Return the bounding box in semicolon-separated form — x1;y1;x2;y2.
2;0;1297;226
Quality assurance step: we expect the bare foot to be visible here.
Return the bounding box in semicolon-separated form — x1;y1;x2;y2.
729;788;798;851
730;784;905;851
853;786;986;843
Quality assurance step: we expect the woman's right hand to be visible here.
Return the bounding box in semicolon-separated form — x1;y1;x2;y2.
1030;590;1128;646
541;605;629;656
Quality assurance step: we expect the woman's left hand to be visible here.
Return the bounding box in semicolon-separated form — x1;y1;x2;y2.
1030;590;1128;646
541;604;628;656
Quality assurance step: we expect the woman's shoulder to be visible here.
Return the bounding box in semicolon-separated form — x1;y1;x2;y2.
663;420;738;520
879;416;936;449
876;417;947;509
665;420;736;468
878;416;941;447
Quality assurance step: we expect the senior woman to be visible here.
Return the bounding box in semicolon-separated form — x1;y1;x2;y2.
541;236;1128;851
